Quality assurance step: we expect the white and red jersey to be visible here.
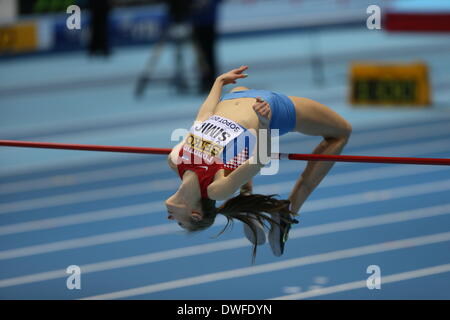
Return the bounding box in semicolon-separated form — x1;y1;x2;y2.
176;115;255;198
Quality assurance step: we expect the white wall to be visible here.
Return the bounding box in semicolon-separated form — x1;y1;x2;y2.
220;0;384;33
0;0;17;23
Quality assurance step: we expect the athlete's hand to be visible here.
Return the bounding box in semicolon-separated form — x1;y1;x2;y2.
218;65;248;85
253;97;271;128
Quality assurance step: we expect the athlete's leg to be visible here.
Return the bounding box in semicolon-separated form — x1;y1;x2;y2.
237;179;267;245
287;96;352;214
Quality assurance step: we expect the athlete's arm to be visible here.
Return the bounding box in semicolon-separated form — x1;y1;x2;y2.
208;98;271;200
207;158;265;200
195;66;249;122
240;180;253;195
167;138;186;173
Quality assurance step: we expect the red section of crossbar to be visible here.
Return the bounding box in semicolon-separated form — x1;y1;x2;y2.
0;140;170;155
286;154;450;166
385;12;450;32
1;139;450;166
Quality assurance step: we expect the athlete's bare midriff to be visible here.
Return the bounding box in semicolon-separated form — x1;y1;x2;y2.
213;97;265;131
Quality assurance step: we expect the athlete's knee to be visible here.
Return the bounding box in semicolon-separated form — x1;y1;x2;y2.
325;120;352;143
341;120;352;140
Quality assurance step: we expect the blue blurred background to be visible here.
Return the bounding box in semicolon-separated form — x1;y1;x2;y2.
0;0;450;300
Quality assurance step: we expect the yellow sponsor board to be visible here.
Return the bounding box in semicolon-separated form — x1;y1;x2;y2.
0;22;38;54
350;62;431;106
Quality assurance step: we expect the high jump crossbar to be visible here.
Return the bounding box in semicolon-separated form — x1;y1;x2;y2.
1;140;450;166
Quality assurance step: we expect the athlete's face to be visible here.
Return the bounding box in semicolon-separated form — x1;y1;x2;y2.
165;196;203;230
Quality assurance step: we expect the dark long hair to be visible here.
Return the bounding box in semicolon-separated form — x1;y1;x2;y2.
186;193;299;262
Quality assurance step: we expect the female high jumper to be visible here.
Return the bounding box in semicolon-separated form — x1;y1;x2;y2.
165;65;352;259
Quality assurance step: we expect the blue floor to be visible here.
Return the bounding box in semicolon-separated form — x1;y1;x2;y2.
0;26;450;299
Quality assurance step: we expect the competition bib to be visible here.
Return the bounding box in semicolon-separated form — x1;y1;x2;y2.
181;115;254;165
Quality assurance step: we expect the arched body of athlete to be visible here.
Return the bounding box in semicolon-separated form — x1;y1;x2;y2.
165;66;352;258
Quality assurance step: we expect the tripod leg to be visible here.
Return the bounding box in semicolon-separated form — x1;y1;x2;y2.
173;37;190;93
135;31;168;98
